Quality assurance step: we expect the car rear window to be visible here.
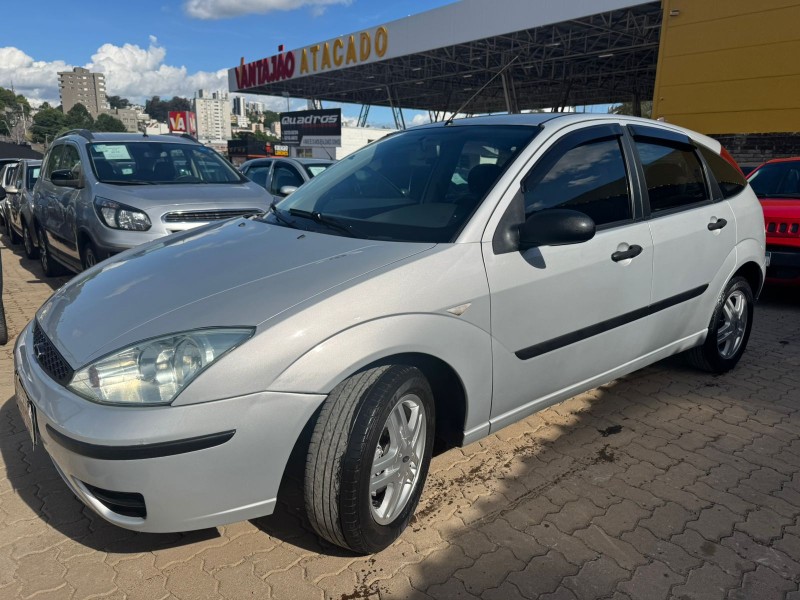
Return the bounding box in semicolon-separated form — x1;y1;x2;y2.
698;146;747;199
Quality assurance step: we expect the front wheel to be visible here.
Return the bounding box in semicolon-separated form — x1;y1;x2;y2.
304;365;435;553
687;276;754;373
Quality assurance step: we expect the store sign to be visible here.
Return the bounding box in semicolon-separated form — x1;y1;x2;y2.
280;109;341;147
273;144;290;157
231;26;388;91
168;111;197;136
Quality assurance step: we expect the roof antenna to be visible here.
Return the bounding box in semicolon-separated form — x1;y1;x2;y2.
444;55;520;126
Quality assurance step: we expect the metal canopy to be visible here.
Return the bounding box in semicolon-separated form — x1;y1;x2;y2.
234;1;662;117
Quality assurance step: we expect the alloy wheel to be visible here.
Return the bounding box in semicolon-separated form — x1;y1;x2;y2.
369;394;427;525
717;290;748;359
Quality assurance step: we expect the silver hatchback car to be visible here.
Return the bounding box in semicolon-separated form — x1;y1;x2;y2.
33;130;269;275
14;114;766;553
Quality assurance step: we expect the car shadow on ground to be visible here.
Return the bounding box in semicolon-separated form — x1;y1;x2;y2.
1;235;71;292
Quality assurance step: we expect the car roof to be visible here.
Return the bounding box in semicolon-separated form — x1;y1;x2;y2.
243;157;333;166
58;131;200;145
412;113;722;153
762;157;800;164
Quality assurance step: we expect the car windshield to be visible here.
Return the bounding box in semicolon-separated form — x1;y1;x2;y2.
262;125;538;242
304;163;331;178
26;166;40;190
88;142;244;185
748;161;800;198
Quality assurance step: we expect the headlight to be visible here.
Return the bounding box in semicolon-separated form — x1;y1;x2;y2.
68;328;253;405
94;196;151;231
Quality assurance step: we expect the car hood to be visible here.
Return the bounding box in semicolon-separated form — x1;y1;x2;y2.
37;220;435;367
94;181;269;209
760;198;800;219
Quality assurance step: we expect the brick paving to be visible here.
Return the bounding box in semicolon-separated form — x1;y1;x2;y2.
1;237;799;600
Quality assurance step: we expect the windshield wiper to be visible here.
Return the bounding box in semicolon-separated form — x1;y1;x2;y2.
288;208;360;238
99;179;156;185
268;202;302;230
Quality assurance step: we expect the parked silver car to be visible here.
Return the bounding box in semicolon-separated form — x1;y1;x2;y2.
14;114;765;553
0;161;19;235
32;130;269;275
4;159;42;257
240;157;332;201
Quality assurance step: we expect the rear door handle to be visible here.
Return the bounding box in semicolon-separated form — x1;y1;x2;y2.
611;244;643;262
708;218;727;231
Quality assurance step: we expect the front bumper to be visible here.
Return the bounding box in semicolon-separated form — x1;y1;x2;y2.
766;246;800;282
14;321;325;533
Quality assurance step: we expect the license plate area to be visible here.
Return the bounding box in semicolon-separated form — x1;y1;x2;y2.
15;375;39;448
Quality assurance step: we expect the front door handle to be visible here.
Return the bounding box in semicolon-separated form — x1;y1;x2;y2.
611;244;643;262
708;218;728;231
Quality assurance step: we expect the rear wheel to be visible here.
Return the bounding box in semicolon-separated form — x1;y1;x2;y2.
687;276;754;373
38;227;66;277
6;217;20;245
22;223;38;259
304;365;435;553
0;252;7;346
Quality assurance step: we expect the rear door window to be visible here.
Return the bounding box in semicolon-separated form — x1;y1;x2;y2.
636;141;709;213
698;146;746;199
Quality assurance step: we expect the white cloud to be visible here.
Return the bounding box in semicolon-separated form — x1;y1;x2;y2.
0;39;287;113
410;113;431;127
184;0;351;20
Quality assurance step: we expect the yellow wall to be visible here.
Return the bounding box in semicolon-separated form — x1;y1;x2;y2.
652;0;800;134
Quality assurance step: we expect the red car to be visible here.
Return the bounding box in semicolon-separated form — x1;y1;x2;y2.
747;157;800;285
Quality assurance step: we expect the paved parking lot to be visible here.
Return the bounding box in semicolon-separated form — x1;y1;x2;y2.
1;238;800;600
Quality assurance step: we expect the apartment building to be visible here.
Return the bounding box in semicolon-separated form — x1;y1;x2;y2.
58;67;107;117
194;89;232;143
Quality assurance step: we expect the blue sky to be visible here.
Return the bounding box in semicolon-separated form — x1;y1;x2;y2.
0;0;457;126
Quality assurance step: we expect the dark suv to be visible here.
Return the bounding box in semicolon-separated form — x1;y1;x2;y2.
33;130;269;275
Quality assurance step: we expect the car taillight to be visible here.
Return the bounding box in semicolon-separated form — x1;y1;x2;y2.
720;146;745;176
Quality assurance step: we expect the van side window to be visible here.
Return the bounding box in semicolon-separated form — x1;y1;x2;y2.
43;146;63;180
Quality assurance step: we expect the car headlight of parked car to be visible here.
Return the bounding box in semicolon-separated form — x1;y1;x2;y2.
94;196;152;231
67;328;254;405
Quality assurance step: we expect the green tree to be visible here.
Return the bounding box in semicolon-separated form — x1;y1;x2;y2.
66;103;94;129
31;107;67;143
107;95;130;109
93;113;127;132
234;130;280;143
262;110;280;127
145;96;192;123
0;86;31;136
39;102;52;110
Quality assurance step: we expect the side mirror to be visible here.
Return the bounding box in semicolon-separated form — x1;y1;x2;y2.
519;209;596;250
51;169;82;188
279;185;298;196
5;186;19;195
0;187;5;200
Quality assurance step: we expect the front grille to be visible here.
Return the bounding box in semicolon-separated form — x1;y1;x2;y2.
32;322;74;385
766;220;800;237
82;482;147;519
163;209;262;223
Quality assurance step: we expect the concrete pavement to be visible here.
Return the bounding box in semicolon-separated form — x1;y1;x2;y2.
1;238;799;600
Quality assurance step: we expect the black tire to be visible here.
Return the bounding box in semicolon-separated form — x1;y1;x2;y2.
22;222;38;259
38;226;66;277
304;365;435;554
687;276;754;374
81;239;100;271
0;249;7;346
6;216;20;245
